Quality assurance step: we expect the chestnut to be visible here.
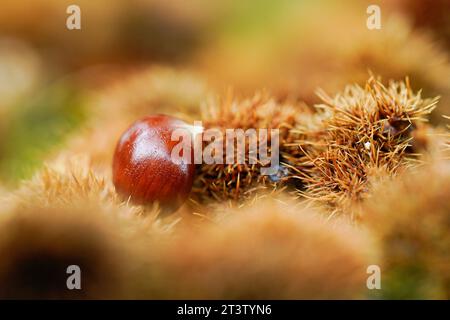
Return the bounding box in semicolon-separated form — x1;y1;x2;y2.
112;114;195;214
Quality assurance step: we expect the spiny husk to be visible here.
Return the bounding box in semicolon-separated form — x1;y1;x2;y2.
1;155;183;235
65;66;209;169
0;158;158;299
288;77;439;216
0;157;375;299
339;16;450;124
444;116;450;156
0;156;184;298
141;197;375;299
197;11;450;123
192;92;310;205
390;0;450;48
0;202;139;299
93;65;208;121
362;160;450;299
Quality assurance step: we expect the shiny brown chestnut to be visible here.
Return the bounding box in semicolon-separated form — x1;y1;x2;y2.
112;114;195;214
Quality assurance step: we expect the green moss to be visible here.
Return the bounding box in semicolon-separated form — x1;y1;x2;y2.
381;264;445;299
0;82;86;186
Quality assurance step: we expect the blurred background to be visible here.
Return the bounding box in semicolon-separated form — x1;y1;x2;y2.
0;0;449;187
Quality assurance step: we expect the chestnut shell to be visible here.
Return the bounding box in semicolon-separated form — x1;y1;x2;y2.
112;114;195;214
